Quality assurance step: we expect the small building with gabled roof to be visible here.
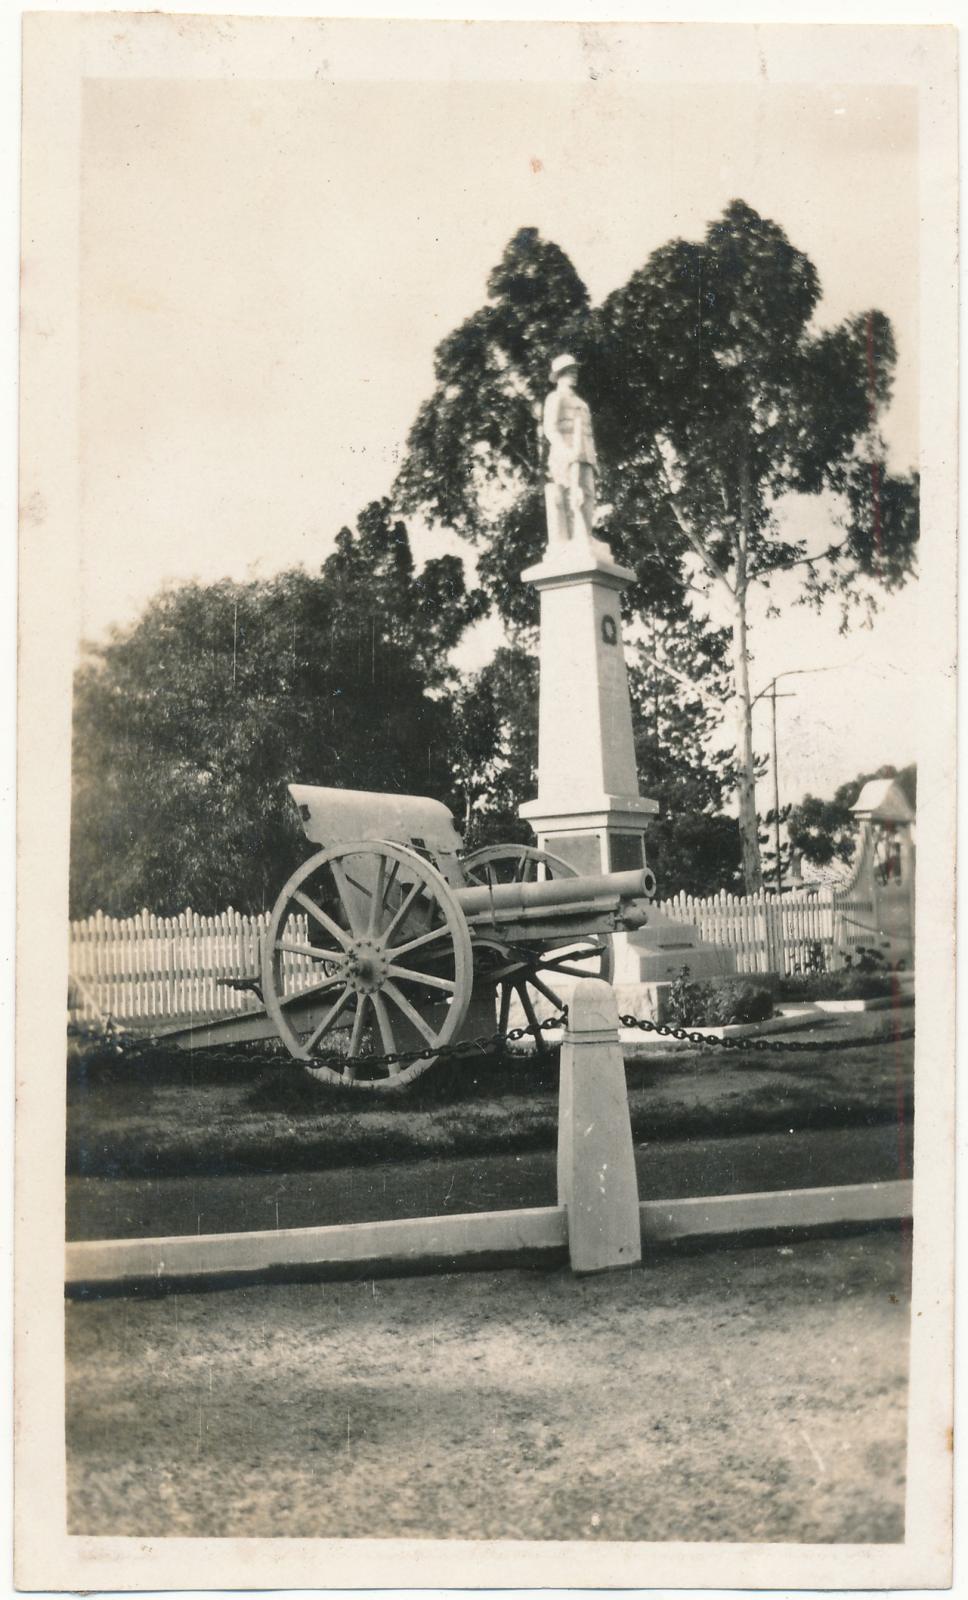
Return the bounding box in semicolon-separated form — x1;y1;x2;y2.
851;776;916;826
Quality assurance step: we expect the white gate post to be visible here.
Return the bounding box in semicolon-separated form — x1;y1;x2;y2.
557;977;642;1273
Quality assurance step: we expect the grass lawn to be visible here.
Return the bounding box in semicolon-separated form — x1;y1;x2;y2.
67;1011;914;1179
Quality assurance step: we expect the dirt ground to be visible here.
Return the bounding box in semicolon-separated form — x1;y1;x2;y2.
67;1229;910;1544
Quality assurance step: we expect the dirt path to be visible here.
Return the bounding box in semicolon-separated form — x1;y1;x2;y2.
67;1231;910;1544
67;1122;913;1240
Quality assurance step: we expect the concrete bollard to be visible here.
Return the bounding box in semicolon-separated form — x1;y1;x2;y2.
556;976;642;1274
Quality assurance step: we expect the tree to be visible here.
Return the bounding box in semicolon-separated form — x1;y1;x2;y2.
70;500;486;915
449;645;539;848
788;762;916;869
589;201;918;888
397;206;919;891
627;616;743;895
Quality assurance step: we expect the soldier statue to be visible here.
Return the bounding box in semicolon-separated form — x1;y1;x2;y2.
542;352;598;544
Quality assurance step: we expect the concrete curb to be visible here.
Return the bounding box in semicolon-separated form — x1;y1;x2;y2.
66;1181;913;1297
639;1180;912;1241
66;1205;569;1294
814;993;916;1013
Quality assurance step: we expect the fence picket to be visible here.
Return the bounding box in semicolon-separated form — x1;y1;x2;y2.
69;873;879;1029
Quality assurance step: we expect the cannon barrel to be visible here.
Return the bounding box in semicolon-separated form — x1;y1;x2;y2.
455;865;652;920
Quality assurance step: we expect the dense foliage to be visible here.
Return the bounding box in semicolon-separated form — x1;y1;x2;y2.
787;762;916;869
627;618;742;895
397;204;919;889
70;501;486;915
665;971;775;1027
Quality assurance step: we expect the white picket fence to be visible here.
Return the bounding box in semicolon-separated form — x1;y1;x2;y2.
659;887;878;977
67;883;881;1028
67;907;317;1029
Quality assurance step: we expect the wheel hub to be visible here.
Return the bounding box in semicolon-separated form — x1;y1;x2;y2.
342;936;389;995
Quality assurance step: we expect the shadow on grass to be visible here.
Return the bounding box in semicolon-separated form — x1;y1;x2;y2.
65;1022;915;1180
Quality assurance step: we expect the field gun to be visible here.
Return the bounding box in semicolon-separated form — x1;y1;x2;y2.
175;783;656;1090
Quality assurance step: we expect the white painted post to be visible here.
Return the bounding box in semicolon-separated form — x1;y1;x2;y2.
557;977;641;1274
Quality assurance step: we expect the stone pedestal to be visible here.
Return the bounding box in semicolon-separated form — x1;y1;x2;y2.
518;538;656;878
518;533;735;992
557;978;641;1272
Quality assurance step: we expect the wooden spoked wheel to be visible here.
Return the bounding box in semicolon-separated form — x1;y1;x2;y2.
461;844;615;1054
262;842;473;1089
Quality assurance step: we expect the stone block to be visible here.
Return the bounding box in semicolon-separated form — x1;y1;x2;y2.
611;925;735;985
632;947;737;982
557;978;641;1273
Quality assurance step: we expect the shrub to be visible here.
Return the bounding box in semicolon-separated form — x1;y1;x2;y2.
847;944;890;973
666;969;774;1027
836;971;897;999
711;981;776;1024
777;969;896;1002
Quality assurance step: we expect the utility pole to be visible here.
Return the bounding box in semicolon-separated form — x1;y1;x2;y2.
770;679;782;900
752;664;847;899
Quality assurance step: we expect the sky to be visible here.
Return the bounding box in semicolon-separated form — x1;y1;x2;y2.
77;67;921;806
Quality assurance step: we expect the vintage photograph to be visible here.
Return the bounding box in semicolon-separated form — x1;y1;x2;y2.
16;13;956;1591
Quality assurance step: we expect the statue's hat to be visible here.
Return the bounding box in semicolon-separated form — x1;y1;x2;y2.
550;353;577;378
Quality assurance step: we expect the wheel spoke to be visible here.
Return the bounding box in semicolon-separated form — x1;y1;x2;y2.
385;923;452;960
275;938;344;962
370;991;397;1058
385;964;456;994
277;972;346;1007
292;890;352;951
347;996;368;1055
497;981;511;1036
304;986;353;1053
384;857;400;897
343;998;368;1083
526;972;565;1010
516;981;548;1058
367;855;387;936
381;880;424;944
382;980;437;1045
331;860;365;938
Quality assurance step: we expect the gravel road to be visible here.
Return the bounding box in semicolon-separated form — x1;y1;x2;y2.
67;1229;910;1543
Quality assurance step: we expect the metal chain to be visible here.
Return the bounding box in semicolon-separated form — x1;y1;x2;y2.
616;1013;915;1054
285;1007;915;1073
81;1007;914;1070
306;1012;570;1074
